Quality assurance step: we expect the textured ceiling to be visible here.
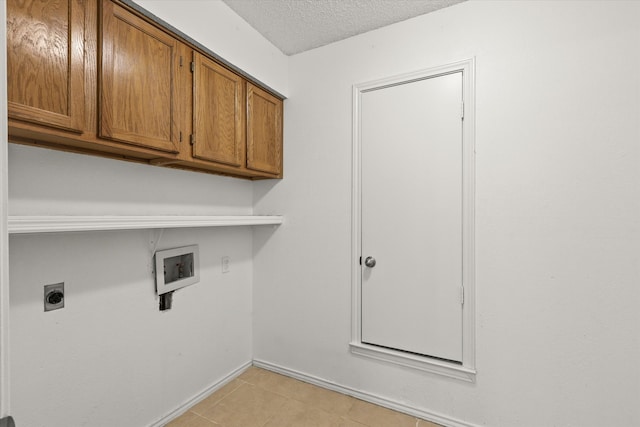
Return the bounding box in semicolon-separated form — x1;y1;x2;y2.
222;0;467;55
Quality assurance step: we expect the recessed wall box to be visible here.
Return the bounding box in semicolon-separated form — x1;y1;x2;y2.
154;245;200;295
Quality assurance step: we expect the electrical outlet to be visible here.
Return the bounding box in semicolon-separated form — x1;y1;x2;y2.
221;256;230;273
44;282;65;312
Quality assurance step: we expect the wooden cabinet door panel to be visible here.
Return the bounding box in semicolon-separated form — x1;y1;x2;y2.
100;0;179;153
7;0;85;132
247;84;282;175
192;53;244;167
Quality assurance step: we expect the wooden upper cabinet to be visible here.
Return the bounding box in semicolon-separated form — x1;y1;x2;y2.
7;0;85;133
99;0;180;153
6;0;284;179
192;52;244;167
247;83;283;176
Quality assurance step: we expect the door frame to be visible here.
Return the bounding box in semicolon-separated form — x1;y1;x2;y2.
0;0;11;415
349;58;476;382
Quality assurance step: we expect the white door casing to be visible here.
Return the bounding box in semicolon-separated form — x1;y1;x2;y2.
0;0;10;417
350;59;476;381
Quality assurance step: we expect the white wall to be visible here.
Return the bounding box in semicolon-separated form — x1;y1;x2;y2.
10;225;253;426
135;0;289;96
8;147;257;426
253;1;640;426
7;0;288;425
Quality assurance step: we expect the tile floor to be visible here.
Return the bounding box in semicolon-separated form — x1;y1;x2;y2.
166;367;441;427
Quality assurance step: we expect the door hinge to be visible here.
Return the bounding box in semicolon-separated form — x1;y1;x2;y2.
190;134;195;145
460;286;465;305
461;101;465;120
190;61;195;73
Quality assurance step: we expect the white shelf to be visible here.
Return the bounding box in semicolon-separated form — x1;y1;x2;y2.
8;215;283;234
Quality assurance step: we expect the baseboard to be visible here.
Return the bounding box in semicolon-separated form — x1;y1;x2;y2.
148;360;252;427
253;359;479;427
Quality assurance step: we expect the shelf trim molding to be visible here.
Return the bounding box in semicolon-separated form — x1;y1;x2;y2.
8;215;283;234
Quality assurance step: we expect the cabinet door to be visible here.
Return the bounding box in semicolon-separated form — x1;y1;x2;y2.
192;53;244;167
100;1;179;153
7;0;85;133
247;84;283;175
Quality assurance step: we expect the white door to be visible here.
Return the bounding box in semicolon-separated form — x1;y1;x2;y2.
360;72;464;362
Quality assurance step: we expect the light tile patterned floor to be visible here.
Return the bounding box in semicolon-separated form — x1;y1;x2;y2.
166;367;441;427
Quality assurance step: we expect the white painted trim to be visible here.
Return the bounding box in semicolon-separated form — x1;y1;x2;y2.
148;361;252;427
349;342;475;382
0;0;10;418
8;215;284;234
460;58;477;373
351;58;476;380
253;359;480;427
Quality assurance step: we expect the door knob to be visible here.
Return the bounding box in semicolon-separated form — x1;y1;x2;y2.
364;256;376;268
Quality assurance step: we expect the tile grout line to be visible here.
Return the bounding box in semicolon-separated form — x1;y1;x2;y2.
255;381;358;423
241;370;358;427
193;381;247;424
191;411;219;426
257;397;288;427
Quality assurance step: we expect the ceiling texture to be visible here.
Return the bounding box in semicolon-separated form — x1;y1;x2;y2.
221;0;467;55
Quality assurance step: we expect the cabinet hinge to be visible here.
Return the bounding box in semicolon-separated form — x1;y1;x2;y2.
190;61;195;73
190;134;195;145
359;256;362;265
179;56;183;67
179;131;183;142
460;286;465;305
461;101;465;120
